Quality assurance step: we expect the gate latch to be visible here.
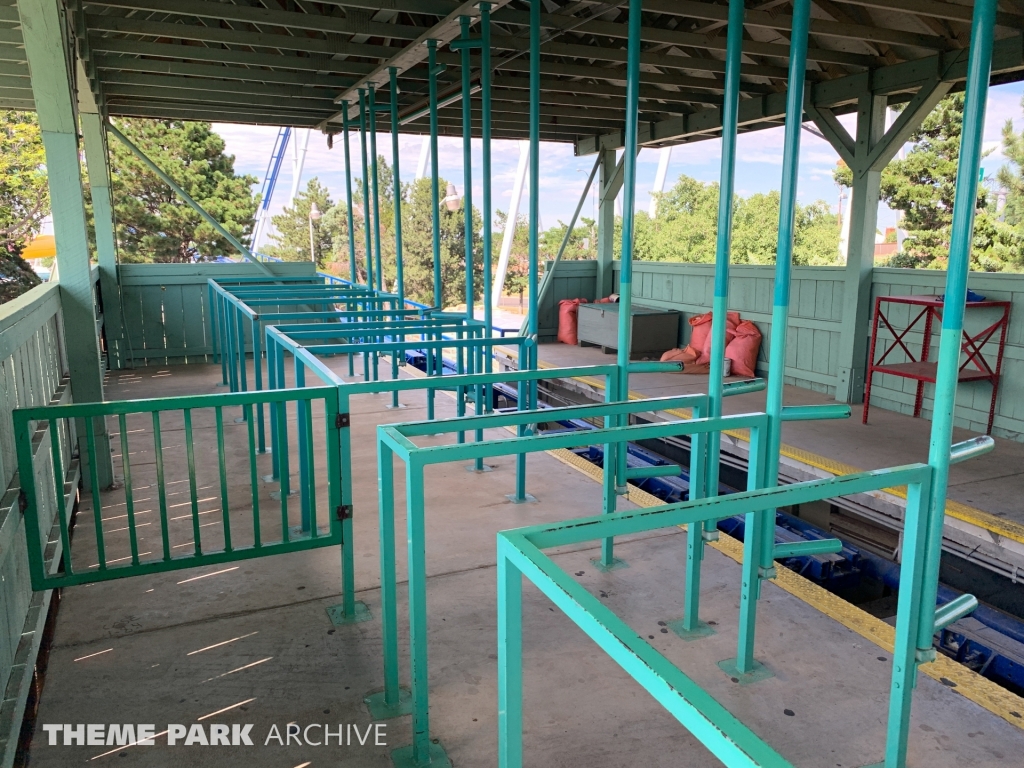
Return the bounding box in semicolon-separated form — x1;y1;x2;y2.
336;504;353;520
335;413;351;429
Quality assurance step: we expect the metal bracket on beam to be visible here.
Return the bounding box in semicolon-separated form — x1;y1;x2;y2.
933;593;978;632
624;464;682;480
773;538;843;559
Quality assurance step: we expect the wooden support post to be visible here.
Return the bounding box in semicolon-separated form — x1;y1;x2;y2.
809;78;951;403
595;147;617;300
19;0;113;489
79;72;126;370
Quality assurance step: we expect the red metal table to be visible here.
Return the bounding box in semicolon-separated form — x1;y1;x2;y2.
862;294;1011;435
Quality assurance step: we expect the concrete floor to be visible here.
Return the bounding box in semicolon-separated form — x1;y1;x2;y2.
526;342;1024;525
27;354;1024;766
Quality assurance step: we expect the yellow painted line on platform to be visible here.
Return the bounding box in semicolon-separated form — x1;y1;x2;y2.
495;345;1024;547
546;446;1024;731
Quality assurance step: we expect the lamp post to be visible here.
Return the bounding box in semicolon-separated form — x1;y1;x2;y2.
308;201;322;266
442;183;461;212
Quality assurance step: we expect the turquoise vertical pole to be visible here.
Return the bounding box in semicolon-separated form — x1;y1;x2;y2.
602;0;644;569
733;0;811;665
512;0;541;502
428;40;443;310
886;3;996;763
704;0;744;520
407;462;433;764
390;68;405;308
358;90;374;291
378;442;401;707
428;40;442;419
765;0;810;489
497;540;523;768
526;0;539;397
341;101;358;284
369;85;384;293
917;0;996;638
688;0;745;630
460;16;475;326
390;68;406;410
481;3;493;368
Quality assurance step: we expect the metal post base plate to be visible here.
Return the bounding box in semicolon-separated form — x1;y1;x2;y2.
666;618;716;641
325;600;372;626
363;686;413;720
717;658;774;685
269;489;299;500
465;463;495;473
506;493;538;504
590;556;629;572
390;742;452;768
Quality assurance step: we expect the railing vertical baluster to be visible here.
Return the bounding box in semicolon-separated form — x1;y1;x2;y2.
253;315;266;451
296;361;311;533
268;333;280;480
117;413;140;565
183;409;203;554
84;417;106;570
278;394;291;542
245;402;262;548
305;396;317;537
216;406;233;552
152;412;171;560
48;419;72;575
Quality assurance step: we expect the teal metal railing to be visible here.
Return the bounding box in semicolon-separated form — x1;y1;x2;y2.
14;386;349;596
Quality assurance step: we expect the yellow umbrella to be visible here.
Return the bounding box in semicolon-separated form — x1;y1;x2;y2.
21;235;56;260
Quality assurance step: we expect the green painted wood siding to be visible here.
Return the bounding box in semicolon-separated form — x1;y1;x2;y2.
0;280;75;756
611;261;846;394
117;262;317;367
541;260;1024;442
538;260;599;341
869;269;1024;442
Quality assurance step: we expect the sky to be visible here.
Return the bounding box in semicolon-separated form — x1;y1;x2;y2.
214;80;1024;246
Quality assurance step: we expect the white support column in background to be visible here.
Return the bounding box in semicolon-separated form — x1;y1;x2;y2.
492;140;529;310
288;128;311;204
416;135;430;180
648;146;673;217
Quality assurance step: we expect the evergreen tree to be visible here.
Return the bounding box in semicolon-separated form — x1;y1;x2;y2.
995;96;1024;267
0;110;46;302
264;178;334;265
398;176;482;309
107;119;258;263
624;175;839;265
834;94;1021;271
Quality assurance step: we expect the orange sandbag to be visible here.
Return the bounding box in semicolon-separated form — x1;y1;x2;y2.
557;298;589;345
697;311;741;365
595;296;615;304
660;347;700;366
725;320;762;377
688;312;713;352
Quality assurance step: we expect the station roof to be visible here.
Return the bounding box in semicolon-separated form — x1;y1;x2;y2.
2;0;1024;152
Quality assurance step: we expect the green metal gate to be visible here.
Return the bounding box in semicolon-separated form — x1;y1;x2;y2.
14;386;352;598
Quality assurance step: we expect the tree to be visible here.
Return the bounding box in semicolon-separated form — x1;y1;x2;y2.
834;94;1021;271
995;96;1024;267
0;110;46;301
495;210;531;308
398;175;482;309
540;216;598;261
624;174;840;265
107;119;258;263
264;178;334;265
